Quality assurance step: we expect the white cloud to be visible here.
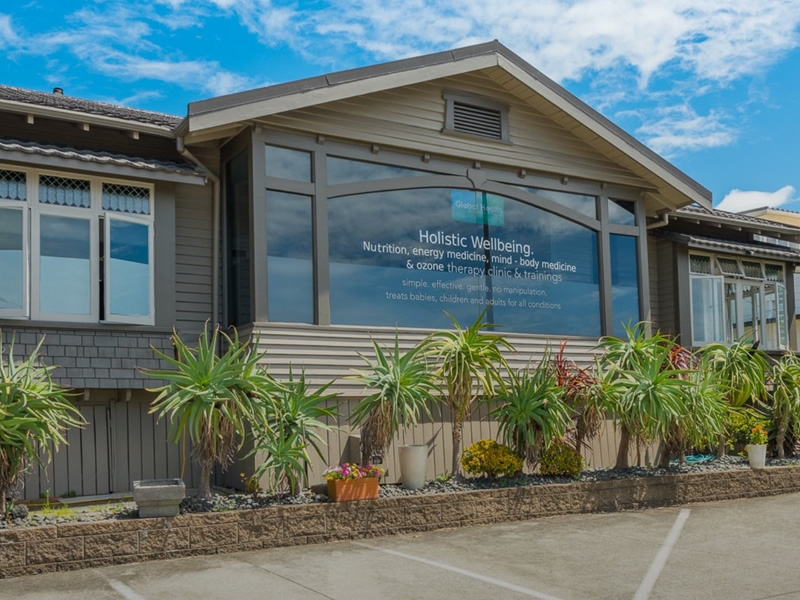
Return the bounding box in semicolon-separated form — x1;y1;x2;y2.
636;105;736;157
716;186;798;212
0;13;21;48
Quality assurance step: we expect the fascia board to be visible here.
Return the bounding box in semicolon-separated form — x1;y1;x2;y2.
0;99;175;137
187;54;499;133
497;55;712;210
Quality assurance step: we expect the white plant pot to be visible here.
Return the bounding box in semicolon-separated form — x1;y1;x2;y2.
399;444;428;490
747;444;767;470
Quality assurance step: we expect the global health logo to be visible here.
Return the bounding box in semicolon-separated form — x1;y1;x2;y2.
451;190;504;226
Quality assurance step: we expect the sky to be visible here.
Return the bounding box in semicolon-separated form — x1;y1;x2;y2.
1;1;800;213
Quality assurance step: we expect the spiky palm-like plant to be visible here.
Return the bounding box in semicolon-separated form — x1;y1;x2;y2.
699;339;769;457
421;311;514;475
491;358;571;469
349;333;437;466
769;353;800;458
0;336;84;515
146;326;271;499
251;366;340;493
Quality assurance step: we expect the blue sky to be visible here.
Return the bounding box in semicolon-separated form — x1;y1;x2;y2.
2;1;799;212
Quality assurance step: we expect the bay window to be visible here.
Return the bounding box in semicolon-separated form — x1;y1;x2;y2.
690;252;788;350
0;166;154;325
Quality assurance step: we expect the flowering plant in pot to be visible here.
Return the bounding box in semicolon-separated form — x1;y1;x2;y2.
323;463;385;502
746;424;768;469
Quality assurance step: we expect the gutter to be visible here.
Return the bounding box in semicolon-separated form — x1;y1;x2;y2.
646;211;670;230
176;137;221;327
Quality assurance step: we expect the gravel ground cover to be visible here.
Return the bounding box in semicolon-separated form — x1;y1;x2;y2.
5;454;800;530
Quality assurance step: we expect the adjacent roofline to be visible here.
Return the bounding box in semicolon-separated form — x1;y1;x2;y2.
666;232;800;262
186;40;710;209
675;205;800;239
0;139;206;184
0;85;180;135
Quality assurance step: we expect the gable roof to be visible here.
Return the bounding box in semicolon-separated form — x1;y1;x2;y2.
184;40;711;211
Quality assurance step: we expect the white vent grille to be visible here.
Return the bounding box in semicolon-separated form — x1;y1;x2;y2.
452;102;503;139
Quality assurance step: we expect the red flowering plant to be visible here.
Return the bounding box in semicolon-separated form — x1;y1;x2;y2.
323;463;384;481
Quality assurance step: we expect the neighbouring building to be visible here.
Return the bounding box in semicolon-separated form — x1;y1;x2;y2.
2;41;799;496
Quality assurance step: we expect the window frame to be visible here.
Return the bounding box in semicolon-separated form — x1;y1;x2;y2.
0;164;155;325
103;212;155;325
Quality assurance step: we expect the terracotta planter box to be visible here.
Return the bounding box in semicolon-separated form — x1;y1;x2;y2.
327;477;380;502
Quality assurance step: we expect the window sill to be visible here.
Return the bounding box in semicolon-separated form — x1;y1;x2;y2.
0;319;173;334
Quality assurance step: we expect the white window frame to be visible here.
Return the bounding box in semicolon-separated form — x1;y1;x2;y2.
0;200;29;319
0;164;155;325
103;213;154;325
690;274;726;346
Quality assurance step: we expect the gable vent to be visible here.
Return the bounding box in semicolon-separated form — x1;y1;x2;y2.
453;102;503;139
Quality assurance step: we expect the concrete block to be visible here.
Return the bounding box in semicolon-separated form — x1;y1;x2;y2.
134;479;186;518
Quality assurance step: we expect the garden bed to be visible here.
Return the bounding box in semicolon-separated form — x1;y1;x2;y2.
4;462;800;579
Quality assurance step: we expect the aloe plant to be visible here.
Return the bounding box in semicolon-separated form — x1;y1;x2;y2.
422;310;514;475
490;358;571;468
251;366;340;493
769;353;800;458
349;333;437;466
0;336;84;515
146;326;272;499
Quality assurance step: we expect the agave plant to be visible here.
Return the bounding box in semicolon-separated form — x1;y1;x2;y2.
421;310;514;475
698;339;769;457
491;358;571;468
349;333;437;466
597;323;693;469
250;366;340;493
768;353;800;458
146;325;271;499
0;336;84;515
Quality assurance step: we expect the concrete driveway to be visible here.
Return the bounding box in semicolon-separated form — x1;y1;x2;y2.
4;492;798;600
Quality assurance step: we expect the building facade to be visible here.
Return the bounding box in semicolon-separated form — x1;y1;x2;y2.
1;41;798;495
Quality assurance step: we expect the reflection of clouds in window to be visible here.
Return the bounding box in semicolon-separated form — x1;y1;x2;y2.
608;199;636;225
109;220;150;317
527;187;596;219
0;208;22;309
327;156;430;185
40;215;91;315
265;145;311;182
267;190;313;323
328;187;602;335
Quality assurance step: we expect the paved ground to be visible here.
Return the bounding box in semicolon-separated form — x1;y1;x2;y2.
5;492;800;600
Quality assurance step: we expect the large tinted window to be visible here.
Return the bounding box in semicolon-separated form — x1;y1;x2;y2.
327;189;601;335
267;190;314;323
609;234;640;336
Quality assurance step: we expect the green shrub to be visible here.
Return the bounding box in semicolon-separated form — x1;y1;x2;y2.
726;409;768;453
539;441;584;479
460;440;522;478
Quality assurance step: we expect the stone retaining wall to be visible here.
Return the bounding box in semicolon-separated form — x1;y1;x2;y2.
4;466;800;579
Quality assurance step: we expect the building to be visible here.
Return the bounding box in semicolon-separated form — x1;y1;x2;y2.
2;41;798;495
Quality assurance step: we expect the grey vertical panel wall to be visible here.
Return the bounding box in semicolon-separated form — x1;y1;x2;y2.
174;182;214;336
21;391;201;499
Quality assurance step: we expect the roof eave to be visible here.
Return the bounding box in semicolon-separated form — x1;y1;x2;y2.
0;98;177;137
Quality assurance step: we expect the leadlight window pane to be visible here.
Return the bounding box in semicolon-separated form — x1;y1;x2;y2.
0;169;26;201
39;214;91;315
527;188;597;219
0;208;24;310
39;175;90;208
608;199;636;225
108;220;151;318
765;264;783;282
741;261;763;279
690;255;712;274
267;190;313;323
717;257;742;276
103;183;150;215
265;145;311;182
327;157;429;184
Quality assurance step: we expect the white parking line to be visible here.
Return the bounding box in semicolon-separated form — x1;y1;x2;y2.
633;509;691;600
354;541;565;600
102;576;149;600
